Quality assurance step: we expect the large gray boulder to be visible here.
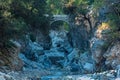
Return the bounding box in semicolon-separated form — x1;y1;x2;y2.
65;49;95;73
19;53;44;70
44;50;65;66
24;41;44;61
79;52;95;73
49;30;73;53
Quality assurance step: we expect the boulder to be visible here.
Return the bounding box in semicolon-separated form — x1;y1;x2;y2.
0;72;14;80
79;52;95;73
70;62;80;72
19;53;44;70
83;63;94;73
67;48;80;63
0;41;23;71
49;30;73;53
24;41;44;61
104;41;120;69
44;50;65;66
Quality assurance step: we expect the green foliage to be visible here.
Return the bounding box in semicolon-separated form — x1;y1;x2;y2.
63;22;69;31
46;0;64;14
62;0;94;16
0;0;50;48
107;12;120;31
93;0;104;9
111;32;120;40
10;0;50;31
101;41;112;53
46;0;93;14
51;20;69;31
101;32;120;52
107;2;120;40
93;0;120;41
0;1;25;42
46;0;94;15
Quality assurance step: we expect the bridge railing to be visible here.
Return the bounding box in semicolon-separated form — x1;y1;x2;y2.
44;14;69;24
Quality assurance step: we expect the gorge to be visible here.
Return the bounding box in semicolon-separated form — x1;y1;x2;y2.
0;0;120;80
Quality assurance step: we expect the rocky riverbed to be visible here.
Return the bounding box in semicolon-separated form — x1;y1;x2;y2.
1;28;120;80
0;69;120;80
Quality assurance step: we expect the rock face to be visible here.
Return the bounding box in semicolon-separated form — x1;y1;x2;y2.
0;41;23;71
24;41;44;61
91;23;110;60
48;30;95;73
49;30;73;53
17;29;95;74
1;17;120;80
104;41;120;69
90;37;104;63
0;1;120;79
4;22;119;76
79;52;95;73
44;50;65;66
90;22;111;71
19;30;73;70
68;22;89;51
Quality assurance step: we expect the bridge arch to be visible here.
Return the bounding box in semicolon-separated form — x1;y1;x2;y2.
50;15;69;23
50;19;69;25
49;14;69;31
50;20;69;31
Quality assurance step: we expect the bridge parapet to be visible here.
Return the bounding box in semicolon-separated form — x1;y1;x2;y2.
44;14;69;24
50;15;69;24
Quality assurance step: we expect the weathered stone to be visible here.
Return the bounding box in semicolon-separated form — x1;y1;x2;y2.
70;62;80;72
0;41;23;71
0;72;14;80
24;41;44;61
79;52;95;73
90;37;104;63
44;50;65;65
19;53;44;70
67;48;79;62
104;41;120;69
49;30;73;53
83;63;94;73
90;22;110;64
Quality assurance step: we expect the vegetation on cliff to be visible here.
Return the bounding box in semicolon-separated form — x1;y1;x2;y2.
0;0;50;48
0;0;50;70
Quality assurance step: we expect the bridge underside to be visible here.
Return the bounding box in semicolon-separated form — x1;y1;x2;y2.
50;20;69;25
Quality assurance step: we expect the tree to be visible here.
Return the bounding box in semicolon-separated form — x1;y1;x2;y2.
0;0;50;49
46;0;65;14
10;0;50;35
0;0;26;46
0;0;51;70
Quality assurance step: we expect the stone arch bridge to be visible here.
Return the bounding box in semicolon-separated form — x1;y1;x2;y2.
45;14;69;25
51;15;69;24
